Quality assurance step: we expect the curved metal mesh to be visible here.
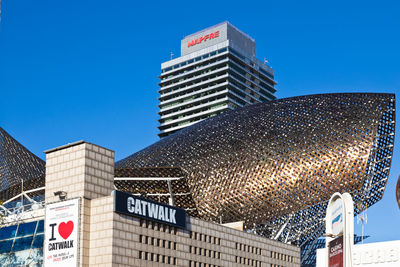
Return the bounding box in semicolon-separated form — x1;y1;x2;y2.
0;127;45;202
116;93;395;233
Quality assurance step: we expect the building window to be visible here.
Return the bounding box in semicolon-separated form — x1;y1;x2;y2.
140;251;177;265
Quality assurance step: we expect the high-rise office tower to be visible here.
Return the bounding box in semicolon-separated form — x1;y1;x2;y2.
158;22;276;138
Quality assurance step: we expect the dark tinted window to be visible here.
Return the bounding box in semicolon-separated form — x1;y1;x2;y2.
0;225;17;240
17;221;36;237
32;234;44;249
0;240;13;253
13;236;33;252
36;220;44;234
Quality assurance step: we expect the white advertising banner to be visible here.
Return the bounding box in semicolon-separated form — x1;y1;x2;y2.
317;240;400;267
44;198;80;267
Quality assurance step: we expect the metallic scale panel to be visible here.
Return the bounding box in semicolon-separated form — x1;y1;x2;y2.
116;93;395;242
0;127;45;201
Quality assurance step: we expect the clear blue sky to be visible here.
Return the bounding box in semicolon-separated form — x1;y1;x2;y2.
1;0;399;243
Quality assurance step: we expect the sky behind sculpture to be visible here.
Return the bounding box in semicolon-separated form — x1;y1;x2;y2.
1;0;399;243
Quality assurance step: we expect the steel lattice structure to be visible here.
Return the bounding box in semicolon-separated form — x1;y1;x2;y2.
116;93;395;245
0;127;45;202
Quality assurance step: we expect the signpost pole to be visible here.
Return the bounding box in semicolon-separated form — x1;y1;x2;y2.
326;192;354;267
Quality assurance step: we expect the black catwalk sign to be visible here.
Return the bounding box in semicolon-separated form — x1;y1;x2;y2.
113;190;186;229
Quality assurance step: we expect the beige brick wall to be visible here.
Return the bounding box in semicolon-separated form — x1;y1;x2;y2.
45;142;87;203
82;143;115;200
88;196;114;267
45;141;114;202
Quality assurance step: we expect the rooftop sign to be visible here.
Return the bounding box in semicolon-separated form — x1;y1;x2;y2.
180;22;256;57
113;190;186;229
187;31;220;48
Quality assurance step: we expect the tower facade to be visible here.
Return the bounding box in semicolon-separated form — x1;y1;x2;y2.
158;22;276;138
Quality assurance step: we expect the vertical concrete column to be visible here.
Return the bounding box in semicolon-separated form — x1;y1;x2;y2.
45;141;115;267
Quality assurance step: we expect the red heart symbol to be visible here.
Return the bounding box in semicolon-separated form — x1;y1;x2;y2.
58;221;74;240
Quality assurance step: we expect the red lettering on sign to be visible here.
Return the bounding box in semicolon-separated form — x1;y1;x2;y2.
187;31;220;48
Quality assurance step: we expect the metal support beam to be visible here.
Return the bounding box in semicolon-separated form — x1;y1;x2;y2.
3;187;45;205
114;177;182;181
300;233;321;264
167;180;175;206
273;215;292;240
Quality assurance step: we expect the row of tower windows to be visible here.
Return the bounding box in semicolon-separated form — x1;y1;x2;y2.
160;81;227;110
161;101;228;126
190;231;221;245
161;47;273;83
189;246;221;259
235;242;262;255
138;251;177;265
229;59;267;88
160;86;228;115
161;48;228;75
161;59;228;90
228;48;274;80
160;110;224;134
216;57;275;96
160;68;228;100
159;87;259;128
160;57;274;101
271;251;294;262
163;62;227;93
235;256;262;266
161;69;267;110
140;219;178;235
189;261;221;267
160;76;263;114
228;65;274;99
228;75;263;102
139;235;177;250
160;93;227;121
159;111;224;137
